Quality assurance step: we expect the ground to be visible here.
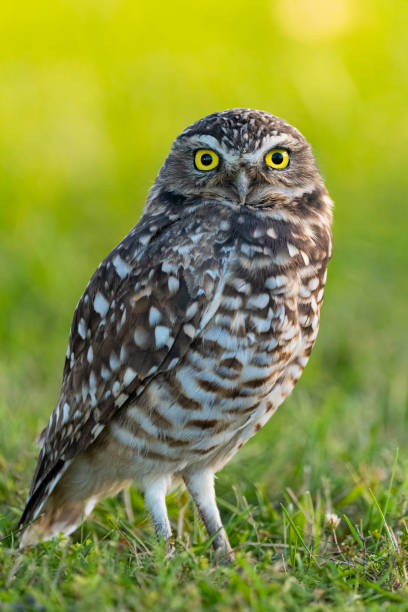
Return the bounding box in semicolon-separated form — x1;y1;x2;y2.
1;1;408;610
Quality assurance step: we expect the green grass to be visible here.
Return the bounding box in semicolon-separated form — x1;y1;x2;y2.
1;1;408;609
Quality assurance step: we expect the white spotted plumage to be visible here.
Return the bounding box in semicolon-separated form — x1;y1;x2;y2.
19;109;332;559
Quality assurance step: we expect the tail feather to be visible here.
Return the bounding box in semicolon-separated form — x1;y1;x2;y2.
19;498;89;548
19;458;70;531
19;457;103;548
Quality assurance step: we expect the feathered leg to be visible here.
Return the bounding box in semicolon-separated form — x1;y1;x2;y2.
144;476;172;543
184;470;233;559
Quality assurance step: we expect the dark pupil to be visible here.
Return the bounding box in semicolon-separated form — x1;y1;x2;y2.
201;153;213;166
271;151;284;165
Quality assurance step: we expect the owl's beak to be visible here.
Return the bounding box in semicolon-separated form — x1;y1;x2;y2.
235;170;250;205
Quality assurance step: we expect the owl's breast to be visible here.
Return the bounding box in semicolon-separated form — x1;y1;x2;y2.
107;207;330;475
194;260;302;400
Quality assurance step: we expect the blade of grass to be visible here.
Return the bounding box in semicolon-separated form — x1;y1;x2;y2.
369;488;398;552
343;514;364;549
355;579;406;603
281;504;319;567
375;447;399;552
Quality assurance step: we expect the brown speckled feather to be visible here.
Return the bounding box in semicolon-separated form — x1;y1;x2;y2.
21;198;231;526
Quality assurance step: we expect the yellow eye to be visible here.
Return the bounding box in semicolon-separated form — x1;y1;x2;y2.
194;149;220;171
264;148;290;170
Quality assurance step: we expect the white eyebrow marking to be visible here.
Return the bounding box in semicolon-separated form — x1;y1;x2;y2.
242;135;294;162
190;134;221;150
187;135;239;164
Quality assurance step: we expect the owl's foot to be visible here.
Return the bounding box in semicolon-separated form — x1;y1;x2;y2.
213;543;235;565
164;537;176;559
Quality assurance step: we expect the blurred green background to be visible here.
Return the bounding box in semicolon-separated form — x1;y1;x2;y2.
1;0;407;502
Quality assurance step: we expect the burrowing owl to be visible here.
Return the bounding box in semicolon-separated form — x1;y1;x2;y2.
19;109;333;555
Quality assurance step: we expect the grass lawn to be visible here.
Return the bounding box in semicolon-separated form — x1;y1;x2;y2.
1;1;408;609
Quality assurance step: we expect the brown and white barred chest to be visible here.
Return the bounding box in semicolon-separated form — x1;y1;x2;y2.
108;201;331;476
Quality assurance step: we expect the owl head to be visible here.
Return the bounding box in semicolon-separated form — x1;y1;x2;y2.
147;109;329;221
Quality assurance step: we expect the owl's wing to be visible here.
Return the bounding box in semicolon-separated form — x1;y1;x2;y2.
20;207;228;527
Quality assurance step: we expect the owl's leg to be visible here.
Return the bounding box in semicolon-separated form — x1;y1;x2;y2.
184;470;233;560
144;477;172;544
